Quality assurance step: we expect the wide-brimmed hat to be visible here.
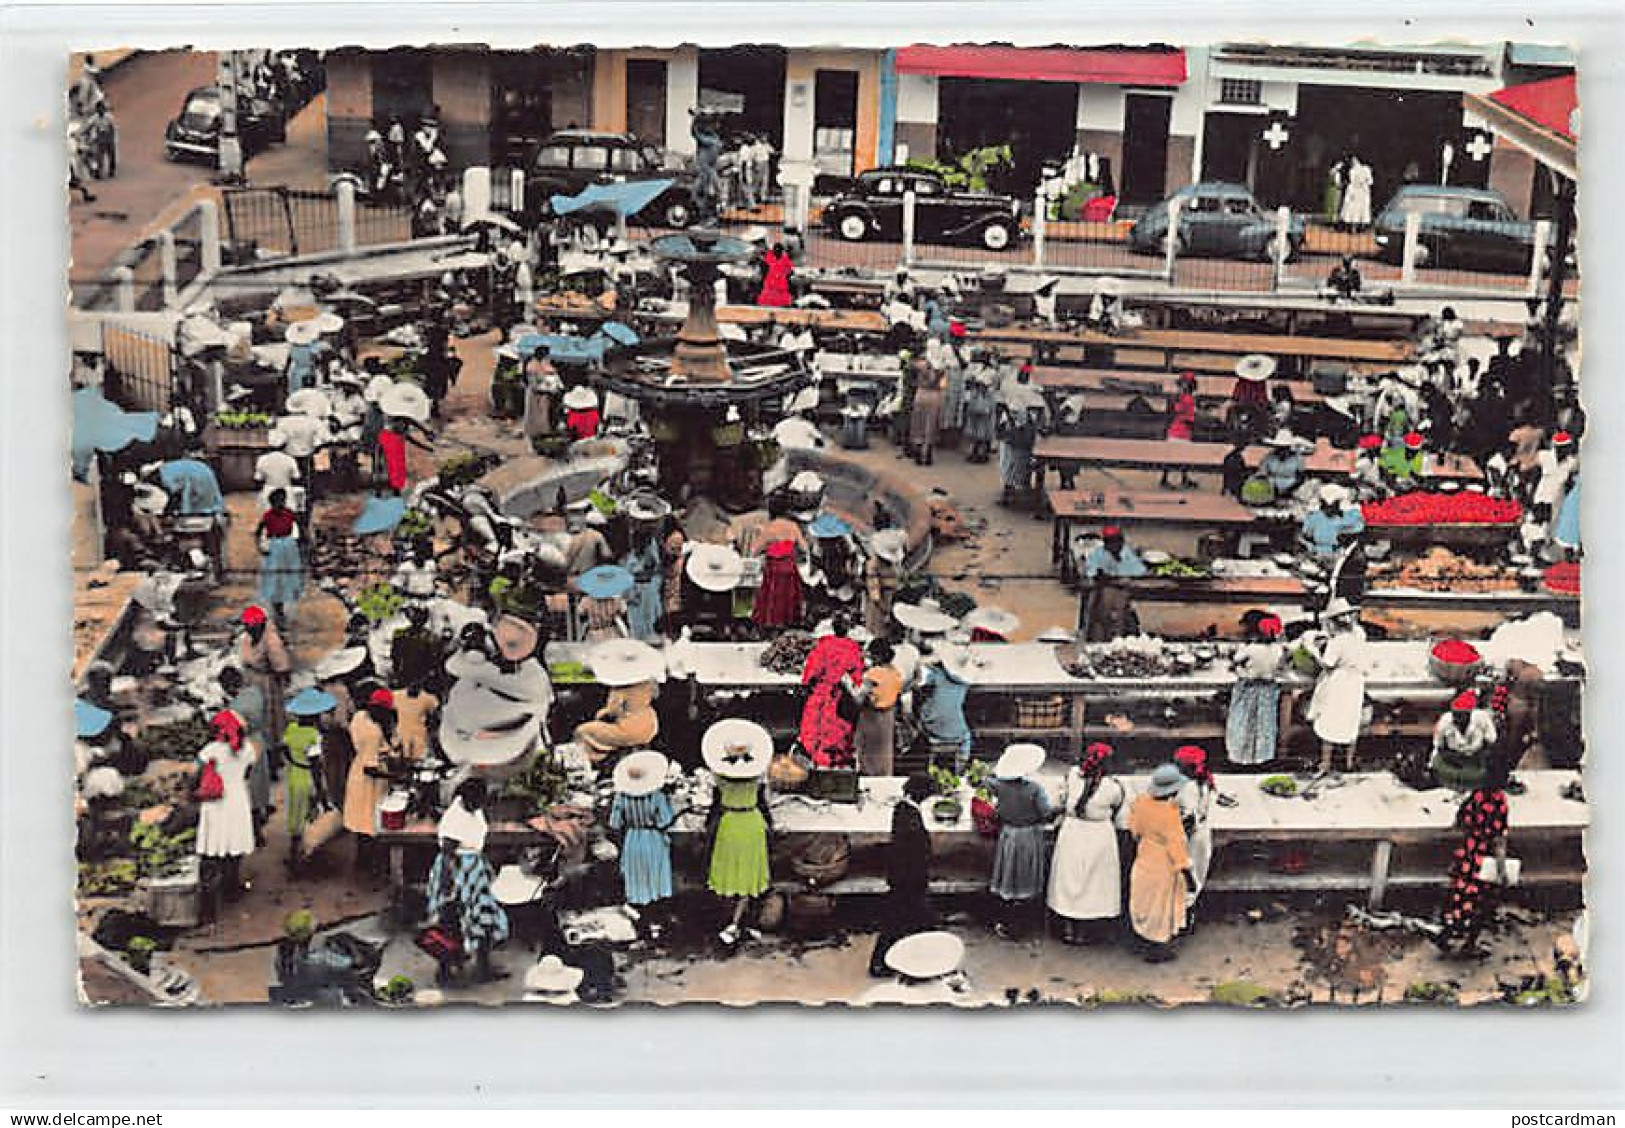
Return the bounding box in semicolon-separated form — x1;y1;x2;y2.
493;614;539;663
287;686;338;717
1323;596;1359;620
380;382;432;423
994;742;1046;780
1263;429;1299;448
894;597;958;635
686;544;745;592
1318;483;1351;506
807;513;852;539
284;319;321;346
285;388;332;418
492;864;549;906
577;564;634;600
74;698;113;739
1148;763;1184;798
624;495;671;523
1234;354;1278;382
870;529;908;564
789;471;826;496
701;718;773;779
314;311;345;335
562;386;599;411
613;749;670;797
884;930;965;981
523;955;584;1003
363;374;395;404
962;606;1020;637
588;638;665;686
1395;364;1426;386
315;645;368;680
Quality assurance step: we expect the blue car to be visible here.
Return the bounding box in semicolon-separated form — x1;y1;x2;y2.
1372;185;1539;272
1128;182;1305;261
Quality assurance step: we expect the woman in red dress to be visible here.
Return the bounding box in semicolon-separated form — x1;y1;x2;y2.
796;614;865;767
752;538;804;629
1160;371;1200;489
1434;760;1512;958
757;243;794;308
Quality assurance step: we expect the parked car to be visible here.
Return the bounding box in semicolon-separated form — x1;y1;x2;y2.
1372;185;1539;272
820;167;1024;252
163;85;285;164
1128;182;1305;261
524;130;696;228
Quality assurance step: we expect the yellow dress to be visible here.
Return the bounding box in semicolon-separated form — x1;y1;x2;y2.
342;712;391;836
574;681;660;754
392;688;439;762
1127;794;1190;944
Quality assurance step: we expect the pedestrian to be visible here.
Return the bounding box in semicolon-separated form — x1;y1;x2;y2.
868;772;936;976
863;529;906;639
1226;611;1285;765
989;743;1055;940
376;417;431;495
757;243;794;307
88;102;118;178
752;538;804;630
1047;742;1126;945
1433;760;1512;959
391;680;439;764
622;523;666;641
1340;156;1373;230
219;665;273;838
281;686;336;869
342;687;398;876
427;779;510;985
238;605;292;752
962;372;997;463
1159;371;1200;488
609;750;675;921
1173;745;1216;921
1080;526;1147;642
908;355;945;466
195;709;259;913
255;489;305;631
796;613;865;767
851;638;903;776
702;719;774;949
1127;763;1197;962
1304;597;1369;776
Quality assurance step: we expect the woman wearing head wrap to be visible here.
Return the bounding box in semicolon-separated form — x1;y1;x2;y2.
796;613;866;767
1173;745;1216;917
1047;742;1127;944
426;779;510;985
1226;612;1286;766
255;488;306;631
1127;764;1196;961
195;709;260;912
1430;690;1498;792
342;688;398;874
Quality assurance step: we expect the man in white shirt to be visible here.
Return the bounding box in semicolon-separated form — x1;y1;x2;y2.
253;439;304;512
271;413;331;503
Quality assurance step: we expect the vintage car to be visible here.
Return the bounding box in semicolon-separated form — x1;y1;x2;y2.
524;130;696;228
1128;182;1306;260
1372;185;1540;272
163;85;285;164
820;167;1024;252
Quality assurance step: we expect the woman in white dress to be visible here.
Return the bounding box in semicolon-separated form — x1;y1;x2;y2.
1174;745;1216;921
195;709;259;909
1339;158;1374;230
1304;599;1369;775
1047;742;1126;944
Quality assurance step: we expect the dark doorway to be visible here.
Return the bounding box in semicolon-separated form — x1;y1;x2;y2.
936;78;1076;195
813;69;859;184
1121;92;1172;204
698;46;786;147
626;58;667;147
1200;112;1260;188
1289;86;1464;213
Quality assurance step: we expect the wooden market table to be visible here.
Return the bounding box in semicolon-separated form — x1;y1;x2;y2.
1046;488;1269;581
1120;291;1524;340
1032;435;1482;488
1033;365;1323;405
72;571;143;682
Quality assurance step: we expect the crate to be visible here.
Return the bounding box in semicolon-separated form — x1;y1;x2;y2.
1014;695;1068;728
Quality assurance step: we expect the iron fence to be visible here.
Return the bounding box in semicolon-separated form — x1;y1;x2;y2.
222;185;413;261
101;323;177;413
170;205;206;294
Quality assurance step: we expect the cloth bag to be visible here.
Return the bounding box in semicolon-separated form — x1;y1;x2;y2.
192;761;225;803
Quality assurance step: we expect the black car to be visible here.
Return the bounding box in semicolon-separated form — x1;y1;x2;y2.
821;167;1024;252
1372;185;1540;272
163;85;285;164
524;130;696;228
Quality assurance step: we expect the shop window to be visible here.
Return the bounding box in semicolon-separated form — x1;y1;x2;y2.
1219;78;1263;106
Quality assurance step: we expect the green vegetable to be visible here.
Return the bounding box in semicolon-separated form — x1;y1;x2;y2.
377;975;415;1003
212;411;274;430
1260;774;1299;798
1151;558;1207;578
1240;476;1277;506
357;582;406;624
547;661;594;685
128;716;212;764
1404;980;1459;1004
393;508;434;543
128;822;196;879
586;489;617;516
78;859;139;896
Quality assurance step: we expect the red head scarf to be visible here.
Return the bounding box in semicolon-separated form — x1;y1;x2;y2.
1174;744;1214;787
210;709;245;751
241;605;267;627
1357;433;1383;451
1257;614;1284;639
1080;742;1114;775
1452;690;1478;711
1403;431;1425;450
369;688;397;710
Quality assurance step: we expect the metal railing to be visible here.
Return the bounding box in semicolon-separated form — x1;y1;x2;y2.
101;322;177;413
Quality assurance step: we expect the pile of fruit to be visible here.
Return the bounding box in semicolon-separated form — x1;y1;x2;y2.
1150;557;1207;579
759;631;819;675
1077;635;1171;679
212;410;273;430
1361;491;1522;526
1543;561;1581;595
1371;546;1519;593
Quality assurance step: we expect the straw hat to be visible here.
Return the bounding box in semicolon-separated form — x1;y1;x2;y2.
81;765;125;801
562;386;599;411
1263;428;1299;448
1318;483;1351;506
613;750;670;797
587;638;666;686
286;686;338;717
884;930;965;981
285;388;333;418
315;646;368;680
363;374;395;404
962;606;1020;637
1148;763;1184;798
284;320;321;346
1234;354;1278;382
624;495;672;523
492;864;549;906
379;382;432;423
994;742;1046;780
701;718;773;779
1323;596;1359;620
576;564;634;600
314;311;345;335
894;597;958;635
493;615;539;663
523;955;584;1004
870;529;908;564
685;544;745;592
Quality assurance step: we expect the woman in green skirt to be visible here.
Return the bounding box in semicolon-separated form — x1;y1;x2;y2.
702;718;774;948
282;686;337;870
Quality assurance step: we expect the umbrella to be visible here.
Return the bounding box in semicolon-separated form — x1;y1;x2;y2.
353;495;406;535
285;388;333;418
577;564;634;599
462;212;522;234
71;387;158;481
75;698;113;738
550;178;674;221
379;382;432;423
598;321;640;347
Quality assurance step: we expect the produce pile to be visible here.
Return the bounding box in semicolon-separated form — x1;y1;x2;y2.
1543;561;1581;595
759;631;819;675
1149;557;1207;579
1371;546;1519;593
1058;634;1226;679
128;715;211;765
1361;491;1522;527
211;411;274;430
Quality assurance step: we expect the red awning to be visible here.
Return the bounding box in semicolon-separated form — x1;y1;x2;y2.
894;45;1187;87
1487;73;1577;140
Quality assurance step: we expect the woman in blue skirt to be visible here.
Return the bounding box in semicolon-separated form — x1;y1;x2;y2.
256;488;306;629
609;750;675;928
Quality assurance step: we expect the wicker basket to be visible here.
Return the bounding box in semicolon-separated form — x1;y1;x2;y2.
1427;639;1483;686
1014;696;1067;728
792;834;851;887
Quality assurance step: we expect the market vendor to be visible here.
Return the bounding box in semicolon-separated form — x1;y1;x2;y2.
562;386;601;441
1431;689;1498;792
797;613;866;767
1298;484;1365;563
1229;354;1275;438
863;529;908;640
1259;429;1309;498
1079;526;1147;642
573;639;663;762
916;640;975;772
1226;611;1285;766
1350;434;1386;499
1304;597;1368;777
1379;430;1426;486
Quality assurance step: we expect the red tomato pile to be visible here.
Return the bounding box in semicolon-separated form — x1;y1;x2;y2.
1543;561;1581;595
1431;639;1482;665
1362;491;1523;526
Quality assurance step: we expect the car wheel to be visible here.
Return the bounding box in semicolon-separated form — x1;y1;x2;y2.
661;197;692;229
837;213;869;242
981;219;1016;252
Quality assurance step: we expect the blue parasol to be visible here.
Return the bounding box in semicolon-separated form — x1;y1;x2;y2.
551;179;673;221
353;495;406;536
75;698;114;738
598;321;640;347
71;387;158;482
577;564;635;600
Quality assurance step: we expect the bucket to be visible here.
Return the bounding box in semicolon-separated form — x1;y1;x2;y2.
378;791;411;832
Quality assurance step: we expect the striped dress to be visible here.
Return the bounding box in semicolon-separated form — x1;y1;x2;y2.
427;849;511;948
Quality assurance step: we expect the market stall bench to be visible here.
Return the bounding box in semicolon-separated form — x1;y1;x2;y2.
1047;488;1269;578
1032;436;1482;489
